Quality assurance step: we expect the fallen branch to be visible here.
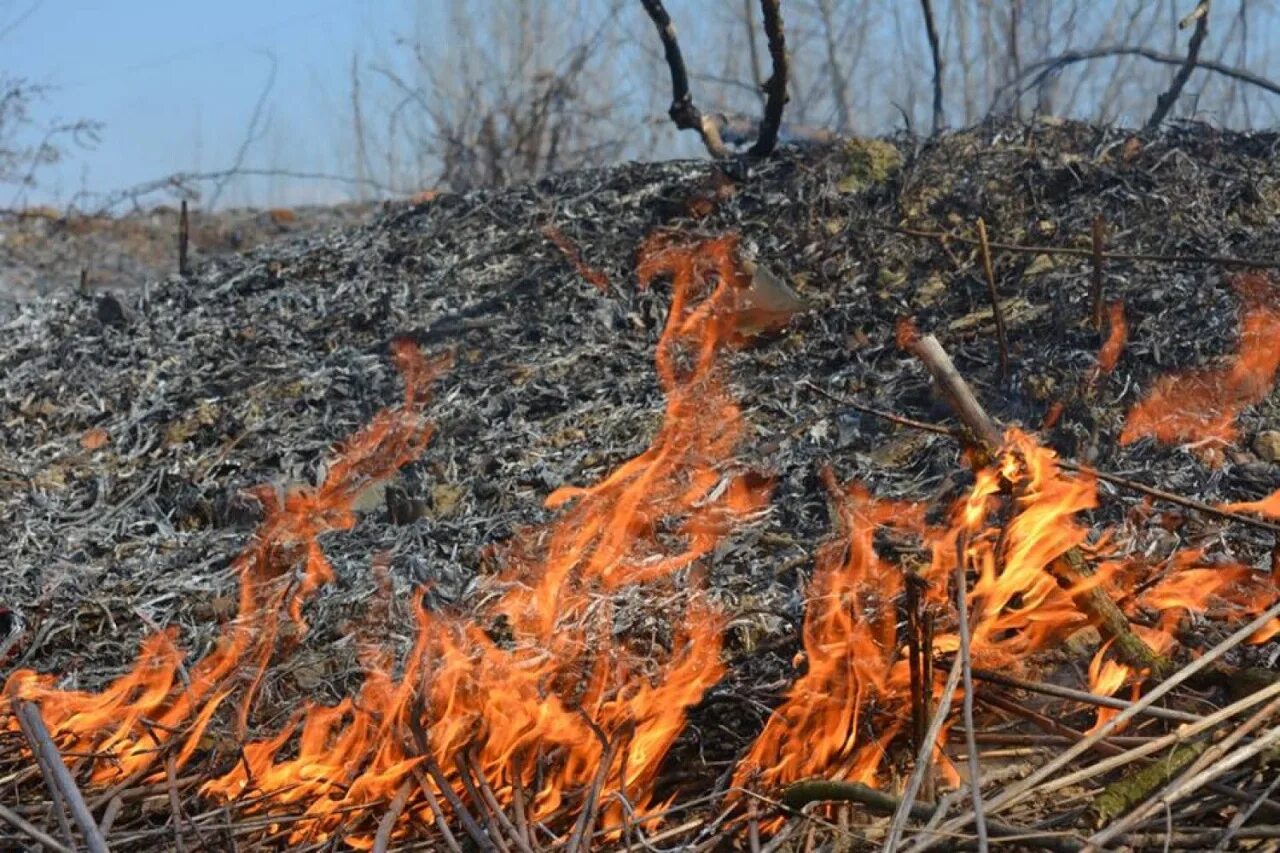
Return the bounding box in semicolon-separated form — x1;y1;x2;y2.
1145;1;1211;131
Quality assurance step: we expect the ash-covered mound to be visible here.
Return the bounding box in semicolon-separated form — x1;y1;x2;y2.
2;118;1280;845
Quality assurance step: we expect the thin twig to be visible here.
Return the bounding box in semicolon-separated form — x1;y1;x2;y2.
1145;1;1211;130
969;668;1200;724
0;800;73;853
1214;773;1280;851
881;645;965;852
975;219;1008;380
1089;214;1105;329
953;534;988;852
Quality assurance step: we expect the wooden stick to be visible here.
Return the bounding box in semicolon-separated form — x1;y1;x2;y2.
15;701;110;853
953;534;989;852
1089;214;1105;329
975;219;1009;380
372;778;414;853
907;333;1168;677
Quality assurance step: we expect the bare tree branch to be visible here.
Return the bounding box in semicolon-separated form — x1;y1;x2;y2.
919;0;945;135
1146;0;1211;130
997;43;1280;117
638;0;728;157
748;0;788;156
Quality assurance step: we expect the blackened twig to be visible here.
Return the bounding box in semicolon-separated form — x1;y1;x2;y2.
639;0;729;157
918;0;945;135
748;0;788;157
1146;1;1211;130
881;641;965;852
975;219;1009;380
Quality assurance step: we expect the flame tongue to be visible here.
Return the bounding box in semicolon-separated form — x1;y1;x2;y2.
1121;272;1280;460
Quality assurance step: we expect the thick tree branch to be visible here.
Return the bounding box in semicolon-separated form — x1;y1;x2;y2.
1146;1;1211;130
639;0;728;157
748;0;789;156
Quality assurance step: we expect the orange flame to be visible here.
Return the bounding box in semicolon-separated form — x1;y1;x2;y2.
4;340;449;788
735;429;1278;796
1121;273;1280;459
1096;301;1128;375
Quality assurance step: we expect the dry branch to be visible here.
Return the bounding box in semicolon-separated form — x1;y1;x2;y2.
748;0;788;157
641;0;789;158
638;0;729;158
14;701;111;853
906;334;1168;678
918;0;945;135
903;599;1280;853
1146;1;1211;130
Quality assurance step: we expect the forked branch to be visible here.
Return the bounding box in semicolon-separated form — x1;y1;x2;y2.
639;0;728;157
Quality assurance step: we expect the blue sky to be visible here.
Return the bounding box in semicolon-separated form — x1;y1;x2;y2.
5;0;417;206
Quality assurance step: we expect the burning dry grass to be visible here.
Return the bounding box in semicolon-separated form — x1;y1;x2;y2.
3;122;1280;851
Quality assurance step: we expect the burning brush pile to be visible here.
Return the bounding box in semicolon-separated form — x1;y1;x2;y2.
2;120;1280;851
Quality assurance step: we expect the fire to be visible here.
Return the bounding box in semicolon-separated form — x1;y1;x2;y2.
4;233;1278;847
1095;300;1127;376
4;339;448;787
4;232;775;847
1121;272;1280;459
735;429;1278;796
